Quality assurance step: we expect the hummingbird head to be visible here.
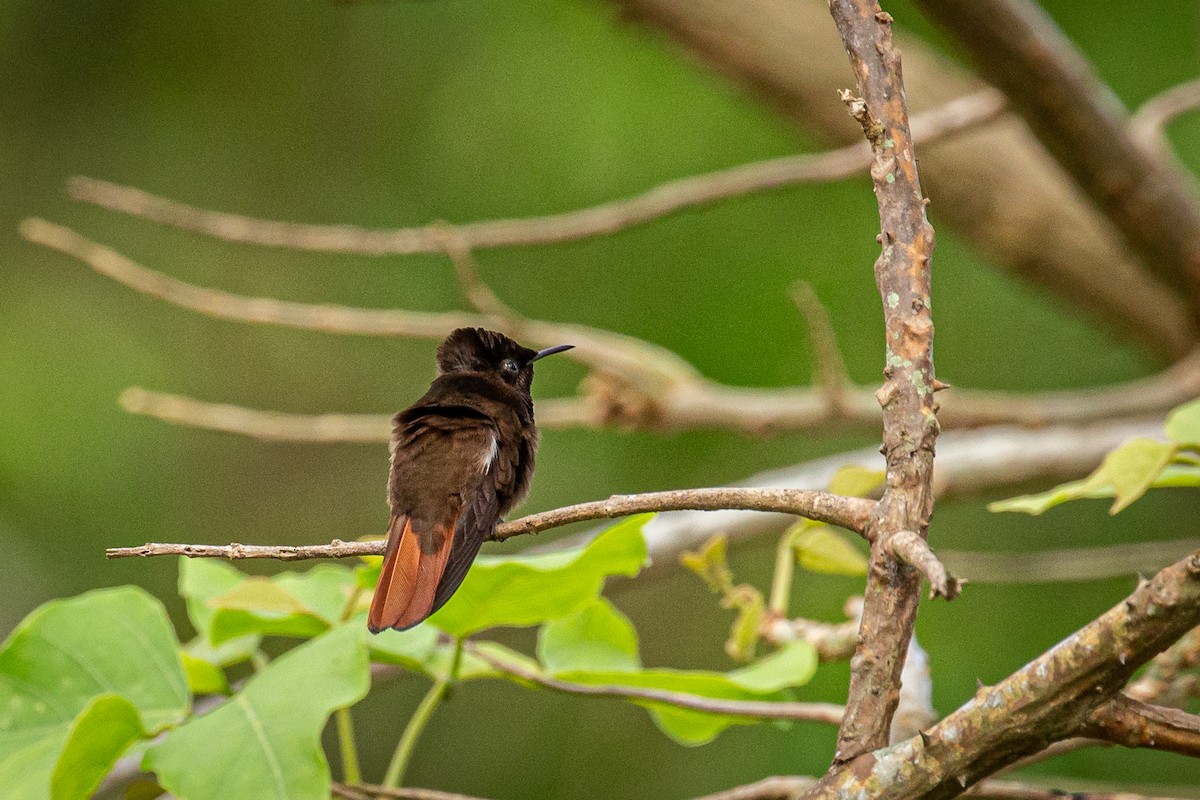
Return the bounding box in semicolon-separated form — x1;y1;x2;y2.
436;328;573;391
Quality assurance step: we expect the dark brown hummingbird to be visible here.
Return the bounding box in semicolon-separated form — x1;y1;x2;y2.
367;327;573;633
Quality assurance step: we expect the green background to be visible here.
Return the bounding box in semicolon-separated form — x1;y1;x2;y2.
2;0;1198;796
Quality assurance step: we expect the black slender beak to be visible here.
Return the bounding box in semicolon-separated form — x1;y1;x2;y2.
530;344;574;362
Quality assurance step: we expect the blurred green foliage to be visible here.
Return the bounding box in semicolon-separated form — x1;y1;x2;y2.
1;0;1198;796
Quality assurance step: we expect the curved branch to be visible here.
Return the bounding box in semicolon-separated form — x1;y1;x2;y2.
25;220;1200;437
104;487;876;560
467;644;845;725
65;91;1003;256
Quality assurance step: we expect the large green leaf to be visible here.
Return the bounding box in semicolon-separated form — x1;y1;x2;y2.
1166;397;1200;446
144;624;369;800
990;464;1200;515
550;640;818;745
537;598;641;673
427;515;649;637
0;587;189;800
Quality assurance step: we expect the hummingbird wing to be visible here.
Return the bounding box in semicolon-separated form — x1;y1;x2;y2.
369;410;501;633
430;477;499;615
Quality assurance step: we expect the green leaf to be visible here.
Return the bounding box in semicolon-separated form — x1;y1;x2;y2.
180;652;229;695
51;694;146;800
1166;397;1200;446
680;533;733;595
792;526;869;576
991;448;1194;516
205;565;358;644
0;587;188;800
1085;438;1179;513
827;465;885;498
210;577;312;615
145;624;369;800
179;558;261;661
551;641;818;745
428;515;649;637
538;598;641;673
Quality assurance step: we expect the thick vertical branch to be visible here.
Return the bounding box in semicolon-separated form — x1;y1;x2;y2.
827;1;939;762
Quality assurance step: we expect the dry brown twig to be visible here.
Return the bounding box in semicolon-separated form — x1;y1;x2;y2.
105;486;877;559
466;643;847;725
22;219;1200;439
65;90;1003;256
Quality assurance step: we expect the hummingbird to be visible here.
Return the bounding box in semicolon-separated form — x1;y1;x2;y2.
367;327;573;633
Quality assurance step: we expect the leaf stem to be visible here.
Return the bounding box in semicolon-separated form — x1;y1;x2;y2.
769;527;798;616
335;707;362;784
381;636;464;788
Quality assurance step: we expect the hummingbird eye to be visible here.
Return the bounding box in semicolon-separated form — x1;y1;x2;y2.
501;358;519;374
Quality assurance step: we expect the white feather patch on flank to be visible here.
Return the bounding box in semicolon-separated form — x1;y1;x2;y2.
479;433;499;473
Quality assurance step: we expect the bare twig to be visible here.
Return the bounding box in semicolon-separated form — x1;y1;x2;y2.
18;217;698;393
27;219;1200;438
827;0;940;764
467;644;845;725
909;0;1200;308
763;597;863;661
333;783;492;800
1083;694;1200;758
690;776;815;800
105;486;876;560
435;227;520;323
804;548;1200;799
1131;77;1200;155
887;530;962;600
64;91;1002;258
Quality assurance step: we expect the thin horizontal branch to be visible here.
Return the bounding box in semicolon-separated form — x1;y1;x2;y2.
65;90;1003;256
491;488;874;540
18;218;698;392
105;487;876;560
25;219;1200;436
333;784;491;800
111;344;1200;436
467;644;845;725
763;597;863;661
1083;693;1200;758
